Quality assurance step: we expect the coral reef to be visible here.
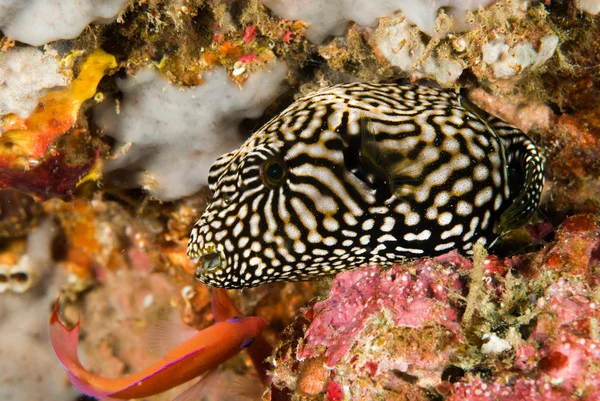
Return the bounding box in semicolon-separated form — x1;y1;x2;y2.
269;215;600;400
0;0;598;400
374;16;465;85
0;49;115;198
577;0;600;14
0;188;42;238
0;219;77;401
373;1;559;85
261;0;493;43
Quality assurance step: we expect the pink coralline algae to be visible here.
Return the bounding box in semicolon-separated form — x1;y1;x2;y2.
298;257;466;368
270;215;600;400
450;278;600;401
271;253;472;399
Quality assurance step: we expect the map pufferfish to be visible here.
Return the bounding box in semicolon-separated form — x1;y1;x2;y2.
187;83;545;289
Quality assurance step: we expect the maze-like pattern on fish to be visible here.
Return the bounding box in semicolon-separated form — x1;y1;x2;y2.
188;83;545;288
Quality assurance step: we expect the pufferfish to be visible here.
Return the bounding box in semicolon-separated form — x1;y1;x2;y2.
187;83;545;288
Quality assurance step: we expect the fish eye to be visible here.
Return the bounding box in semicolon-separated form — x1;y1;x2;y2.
262;159;287;188
222;192;232;205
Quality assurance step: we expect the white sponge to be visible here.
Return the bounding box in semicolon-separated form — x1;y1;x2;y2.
482;34;559;80
261;0;493;43
576;0;600;14
375;17;464;85
0;0;129;46
0;47;70;117
98;64;288;201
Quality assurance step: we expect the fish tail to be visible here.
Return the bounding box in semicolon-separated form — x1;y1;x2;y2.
492;121;546;233
212;288;242;322
459;90;546;232
49;299;116;398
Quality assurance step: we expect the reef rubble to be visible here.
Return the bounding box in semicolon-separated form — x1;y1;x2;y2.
269;215;600;400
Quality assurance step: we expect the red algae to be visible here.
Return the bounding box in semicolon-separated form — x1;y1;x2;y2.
270;215;600;400
326;381;344;401
0;150;101;199
540;214;600;276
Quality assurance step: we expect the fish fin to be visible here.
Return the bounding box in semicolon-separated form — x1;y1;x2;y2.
459;90;492;121
359;117;394;198
497;136;546;234
212;288;272;385
50;297;209;399
359;117;429;200
49;298;113;398
212;288;241;322
497;159;545;233
49;299;81;366
144;316;200;357
459;92;546;234
108;347;206;398
173;370;263;401
172;370;219;401
388;165;426;197
359;118;382;168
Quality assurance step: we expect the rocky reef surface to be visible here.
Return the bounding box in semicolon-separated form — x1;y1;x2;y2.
270;215;600;400
0;0;599;400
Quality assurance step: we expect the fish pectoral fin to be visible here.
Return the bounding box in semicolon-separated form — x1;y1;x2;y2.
144;317;200;357
172;370;264;401
359;117;423;196
172;370;219;401
497;190;536;234
386;174;412;196
359;117;386;172
459;90;492;121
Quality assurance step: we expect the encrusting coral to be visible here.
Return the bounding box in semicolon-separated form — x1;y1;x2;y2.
269;215;600;400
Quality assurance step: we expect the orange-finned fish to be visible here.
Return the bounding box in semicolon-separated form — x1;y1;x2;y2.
212;289;291;401
212;288;273;384
49;298;266;399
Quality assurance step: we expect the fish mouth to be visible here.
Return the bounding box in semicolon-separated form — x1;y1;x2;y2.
191;243;228;279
